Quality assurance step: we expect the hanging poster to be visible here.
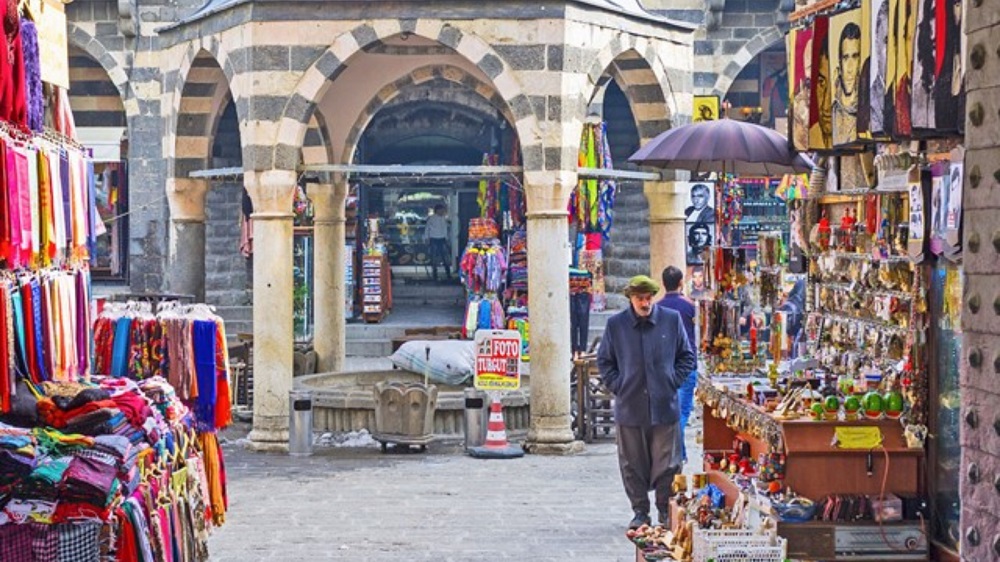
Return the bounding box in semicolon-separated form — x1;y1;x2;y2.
907;171;925;244
694;95;720;122
686;265;711;300
892;0;917;137
683;181;716;265
809;16;833;150
830;8;863;147
929;161;947;255
27;0;71;89
933;0;964;132
870;0;890;136
790;26;814;151
857;0;874;139
911;0;936;130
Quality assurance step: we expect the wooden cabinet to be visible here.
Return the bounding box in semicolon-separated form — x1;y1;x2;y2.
702;403;921;501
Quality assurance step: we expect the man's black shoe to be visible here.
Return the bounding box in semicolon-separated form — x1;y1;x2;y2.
628;512;651;529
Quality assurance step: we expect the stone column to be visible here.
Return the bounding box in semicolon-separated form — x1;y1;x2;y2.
643;181;689;295
312;177;348;373
165;178;209;301
244;169;297;452
523;170;584;455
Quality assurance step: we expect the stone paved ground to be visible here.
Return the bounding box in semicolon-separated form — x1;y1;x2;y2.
207;414;703;562
209;357;703;561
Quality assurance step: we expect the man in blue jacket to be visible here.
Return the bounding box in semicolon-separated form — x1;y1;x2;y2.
598;275;697;529
657;266;698;463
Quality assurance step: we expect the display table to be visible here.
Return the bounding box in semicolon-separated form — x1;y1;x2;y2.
700;381;928;561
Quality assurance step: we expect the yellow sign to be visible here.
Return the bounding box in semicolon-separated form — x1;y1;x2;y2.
473;330;522;391
834;426;883;449
693;95;720;122
27;0;71;89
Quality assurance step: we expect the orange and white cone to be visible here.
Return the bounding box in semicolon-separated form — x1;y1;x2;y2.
469;395;524;459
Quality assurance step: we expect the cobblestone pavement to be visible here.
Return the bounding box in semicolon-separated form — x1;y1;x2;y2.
209;357;702;561
207;413;703;562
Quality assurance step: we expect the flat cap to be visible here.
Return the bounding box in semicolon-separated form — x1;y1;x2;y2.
624;275;660;296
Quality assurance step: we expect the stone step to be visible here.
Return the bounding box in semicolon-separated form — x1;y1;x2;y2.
347;338;395;357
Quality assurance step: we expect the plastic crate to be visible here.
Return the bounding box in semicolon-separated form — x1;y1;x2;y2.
693;529;787;562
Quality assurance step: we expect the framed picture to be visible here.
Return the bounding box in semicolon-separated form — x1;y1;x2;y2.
693;95;720;122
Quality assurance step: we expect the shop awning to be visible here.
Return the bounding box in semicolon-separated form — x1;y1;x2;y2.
77;127;126;163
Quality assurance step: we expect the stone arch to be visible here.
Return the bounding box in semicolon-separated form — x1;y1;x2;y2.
711;26;785;97
302;112;332;167
274;22;534;171
171;49;234;181
339;64;516;165
66;23;137;118
587;43;674;144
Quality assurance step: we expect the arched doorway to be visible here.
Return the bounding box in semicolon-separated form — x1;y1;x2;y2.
68;46;129;283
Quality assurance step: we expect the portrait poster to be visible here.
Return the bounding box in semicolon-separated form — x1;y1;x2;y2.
907;170;925;245
790;26;814;151
932;0;964;132
809;16;833;150
760;52;788;126
830;9;863;147
693;95;720;122
686;265;711;301
929;161;947;255
869;0;891;136
857;0;874;139
685;222;713;266
788;199;808;274
892;0;917;137
910;0;936;130
683;182;716;265
945;160;962;233
884;0;900;136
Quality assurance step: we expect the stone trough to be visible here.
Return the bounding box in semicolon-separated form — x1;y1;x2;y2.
295;370;531;440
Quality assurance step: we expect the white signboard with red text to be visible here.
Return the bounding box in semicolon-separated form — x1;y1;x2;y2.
473;330;522;391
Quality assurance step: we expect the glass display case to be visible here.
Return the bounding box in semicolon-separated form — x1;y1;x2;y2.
928;264;961;553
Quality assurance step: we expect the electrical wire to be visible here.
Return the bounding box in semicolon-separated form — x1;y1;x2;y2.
876;445;929;553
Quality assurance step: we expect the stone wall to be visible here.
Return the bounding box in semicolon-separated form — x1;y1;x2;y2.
960;0;1000;558
66;0;207;293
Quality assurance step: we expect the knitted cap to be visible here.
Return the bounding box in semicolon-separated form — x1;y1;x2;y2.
624;275;660;296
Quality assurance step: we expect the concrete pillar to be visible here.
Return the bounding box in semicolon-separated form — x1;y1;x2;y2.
643;181;689;296
523;170;584;455
244;169;297;452
166;177;209;301
312;177;348;373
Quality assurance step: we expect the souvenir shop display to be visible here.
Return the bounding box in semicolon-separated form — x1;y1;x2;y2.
568;121;617;313
358;216;391;324
504;228;529;360
458;218;507;338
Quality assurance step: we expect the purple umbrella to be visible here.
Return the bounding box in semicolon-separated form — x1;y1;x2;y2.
628;118;815;175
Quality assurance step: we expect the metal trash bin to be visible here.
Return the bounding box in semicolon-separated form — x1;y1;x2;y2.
288;390;314;456
463;388;489;449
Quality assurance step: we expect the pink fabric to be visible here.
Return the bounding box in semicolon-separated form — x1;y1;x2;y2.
6;148;22;267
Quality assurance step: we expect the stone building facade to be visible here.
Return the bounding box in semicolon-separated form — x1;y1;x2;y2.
68;0;703;451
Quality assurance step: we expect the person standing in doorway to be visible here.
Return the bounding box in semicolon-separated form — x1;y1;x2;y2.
657;266;697;463
598;275;696;529
424;204;451;282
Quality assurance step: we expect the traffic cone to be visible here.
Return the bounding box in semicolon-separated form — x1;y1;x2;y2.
469;395;524;459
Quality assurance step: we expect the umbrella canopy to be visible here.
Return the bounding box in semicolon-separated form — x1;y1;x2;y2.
628;118;815;175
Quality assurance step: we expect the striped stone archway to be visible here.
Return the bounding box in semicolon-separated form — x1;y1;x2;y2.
272;20;536;172
67;23;137;119
339;64;516;165
711;26;785;98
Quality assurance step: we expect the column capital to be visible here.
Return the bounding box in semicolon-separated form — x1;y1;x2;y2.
523;170;578;214
166;177;209;222
643;180;689;221
312;181;349;222
244;169;298;214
